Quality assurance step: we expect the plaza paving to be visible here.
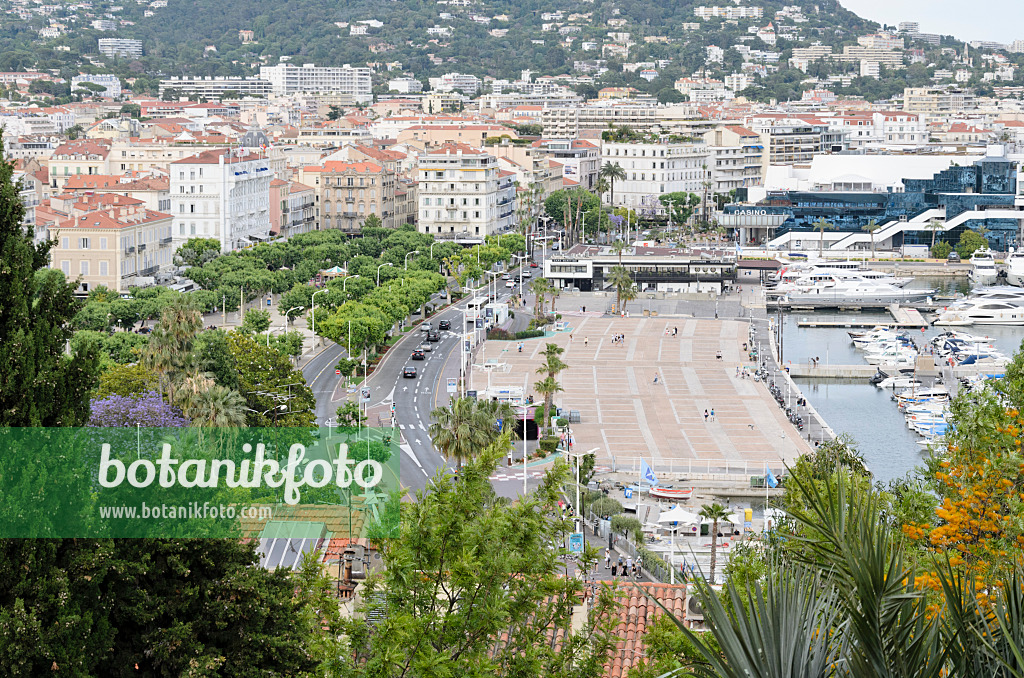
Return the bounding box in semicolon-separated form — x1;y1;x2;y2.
477;315;811;473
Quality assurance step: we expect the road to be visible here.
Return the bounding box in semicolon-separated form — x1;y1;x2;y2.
301;264;539;498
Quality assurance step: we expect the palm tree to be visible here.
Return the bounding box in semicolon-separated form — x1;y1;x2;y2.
184;385;248;427
533;376;564;435
608;265;633;315
699;502;730;585
599;162;626;207
925;219;945;255
812;218;834;259
862;218;881;259
530;277;553;318
611;239;627;266
429;397;492;469
537;343;568;384
475;398;519;443
143;295;203;405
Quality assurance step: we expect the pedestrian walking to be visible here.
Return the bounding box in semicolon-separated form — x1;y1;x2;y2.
518;342;523;353
653;372;660;384
704;409;709;422
611;562;618;577
627;557;633;577
710;408;715;422
584;336;588;347
605;549;611;569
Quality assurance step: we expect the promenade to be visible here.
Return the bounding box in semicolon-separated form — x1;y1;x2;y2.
476;314;811;474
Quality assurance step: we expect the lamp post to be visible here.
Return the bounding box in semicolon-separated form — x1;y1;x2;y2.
486;270;500;304
404;250;420;270
512;253;526;298
376;262;393;286
269;306;304;347
342;274;360;297
310;289;327;335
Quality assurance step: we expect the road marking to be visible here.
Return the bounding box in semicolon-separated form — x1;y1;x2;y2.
399;443;423;468
413;396;417;403
399;424;405;430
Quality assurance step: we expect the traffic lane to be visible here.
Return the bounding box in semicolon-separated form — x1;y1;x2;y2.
300;341;347;424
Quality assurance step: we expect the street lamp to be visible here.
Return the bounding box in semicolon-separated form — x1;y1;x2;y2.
486;270;500;303
310;289;328;334
404;250;420;270
512;253;526;296
376;262;393;286
342;274;361;296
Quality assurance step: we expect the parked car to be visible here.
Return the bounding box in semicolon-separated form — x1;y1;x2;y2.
948;251;961;262
427;330;440;342
420;322;432;332
403;366;417;378
411;349;425;360
438;319;451;330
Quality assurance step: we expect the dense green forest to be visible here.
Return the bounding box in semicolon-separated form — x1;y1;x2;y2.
1;0;1022;103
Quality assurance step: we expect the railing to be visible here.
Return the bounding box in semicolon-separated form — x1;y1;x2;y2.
605;456;781;479
139;265;159;276
585;506;671;583
125;246;135;254
341;211;358;218
138;243;146;252
159;236;172;245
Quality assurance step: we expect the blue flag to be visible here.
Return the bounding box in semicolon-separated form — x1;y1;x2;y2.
766;466;778;489
641;459;658;486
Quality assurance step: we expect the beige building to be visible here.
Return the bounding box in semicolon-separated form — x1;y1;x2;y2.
62;173;171;212
47;139;113;190
703;125;765;193
269;179;316;238
393;179;418;227
397;124;516;151
298;161;397;233
109;138;230;174
39;193;173;293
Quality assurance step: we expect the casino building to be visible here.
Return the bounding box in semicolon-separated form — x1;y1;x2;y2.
719;151;1024;252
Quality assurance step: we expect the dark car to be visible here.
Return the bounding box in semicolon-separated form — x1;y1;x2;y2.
403;366;417;378
427;330;440;342
438;319;451;330
411;349;425;360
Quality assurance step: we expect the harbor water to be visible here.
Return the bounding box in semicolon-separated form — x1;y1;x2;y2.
781;277;1024;485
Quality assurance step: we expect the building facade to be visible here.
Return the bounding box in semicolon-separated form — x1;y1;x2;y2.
297;161;397;233
703;125;765;193
600;138;710;210
416;144;515;240
269;179;316;238
98;38;143;58
169;148;273;252
258;63;372;102
158;76;272;99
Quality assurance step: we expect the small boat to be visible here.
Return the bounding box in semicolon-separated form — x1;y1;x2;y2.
968;249;999;286
648;486;694;500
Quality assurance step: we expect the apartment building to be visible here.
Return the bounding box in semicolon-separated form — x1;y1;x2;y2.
169;148;273;252
387;77;423;94
396;124;515;150
98;38;142;58
427;72;482;95
902;87;975;115
394;179;418;226
47;139;113;189
826;110;926;149
269;179;316;238
693;5;763;19
70;74;122;98
600;138;710;210
527;138;602;191
836;46;905;68
297;161;397;233
258;63;372;103
63;173;170;212
857;33;904;50
158;76;272;99
703;126;765;193
40;193;173;293
416;143;515;240
541;103;662;137
109;139;227;173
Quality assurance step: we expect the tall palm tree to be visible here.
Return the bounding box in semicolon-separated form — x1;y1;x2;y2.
699;502;730;585
925;219;945;255
530;277;552;318
143;295;203;405
184;385;248;427
537;343;568;384
599;162;626;207
862;218;881;259
608;265;633;315
812;218;834;259
475;398;519;443
533;376;564;435
611;240;627;266
429;397;491;469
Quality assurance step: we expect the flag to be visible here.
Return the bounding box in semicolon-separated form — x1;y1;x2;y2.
640;459;658;486
766;466;778;489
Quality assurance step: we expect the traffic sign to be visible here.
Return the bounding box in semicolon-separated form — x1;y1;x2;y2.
360;388;371;404
446;377;457;393
335;369;341;375
624;488;633;499
568;532;584;554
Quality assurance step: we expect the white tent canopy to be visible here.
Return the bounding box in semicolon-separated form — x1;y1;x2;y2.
657;507;702;524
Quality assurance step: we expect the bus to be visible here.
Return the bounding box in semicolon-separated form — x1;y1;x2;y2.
465;297;488;323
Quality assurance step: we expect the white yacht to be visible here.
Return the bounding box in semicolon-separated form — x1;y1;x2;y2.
782;280;934;306
968;249;999;286
934;299;1024;326
1005;251;1024;287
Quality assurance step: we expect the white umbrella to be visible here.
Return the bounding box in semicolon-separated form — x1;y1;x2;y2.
657;507;702;524
725;512;744;524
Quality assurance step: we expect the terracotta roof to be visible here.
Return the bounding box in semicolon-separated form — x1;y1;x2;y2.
52;139;111;158
170;148;262;165
724;125;759;137
305;161;385;174
562;177;580;187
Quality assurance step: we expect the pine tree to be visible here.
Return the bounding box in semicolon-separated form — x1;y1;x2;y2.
0;149;99;425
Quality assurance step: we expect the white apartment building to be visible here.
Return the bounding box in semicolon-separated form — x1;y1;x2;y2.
600;138;710;211
694;5;763;19
703;125;765;193
98;38;143;58
857;33;904;51
158;76;272;98
170;148;273;252
417;143;515;240
428;72;482;95
70;74;122;98
388;77;423;94
258;63;372;103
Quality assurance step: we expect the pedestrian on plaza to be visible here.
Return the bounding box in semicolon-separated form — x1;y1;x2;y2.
518;342;523;353
710;408;715;422
584;336;589;347
605;549;611;569
569;334;573;343
611;561;618;577
673;327;678;336
653;372;660;384
704;409;709;422
582;305;586;313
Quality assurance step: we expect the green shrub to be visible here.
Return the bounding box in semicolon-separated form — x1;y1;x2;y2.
611;515;643;542
487;327;514;340
555;417;569;428
514;329;545;340
538;436;560;454
590;496;624;517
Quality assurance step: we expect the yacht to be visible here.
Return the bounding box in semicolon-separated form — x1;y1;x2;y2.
968;249;999;286
933;299;1024;326
1005;251;1024;287
781;280;934;306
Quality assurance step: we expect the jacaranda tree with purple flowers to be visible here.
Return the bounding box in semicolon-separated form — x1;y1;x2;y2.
87;390;188;428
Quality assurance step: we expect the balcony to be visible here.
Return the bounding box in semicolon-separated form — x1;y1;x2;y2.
125;246;135;254
341;211;359;218
159;236;172;245
139;265;159;277
138;243;146;252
